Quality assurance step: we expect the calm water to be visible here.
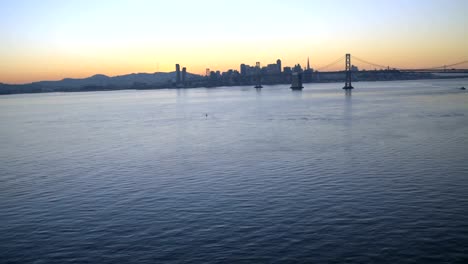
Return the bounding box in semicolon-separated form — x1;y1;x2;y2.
1;79;468;263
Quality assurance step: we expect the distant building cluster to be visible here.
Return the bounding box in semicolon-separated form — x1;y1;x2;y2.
240;59;282;76
168;57;405;89
191;58;316;87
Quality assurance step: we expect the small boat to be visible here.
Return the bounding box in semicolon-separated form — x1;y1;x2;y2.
255;85;262;88
460;87;466;90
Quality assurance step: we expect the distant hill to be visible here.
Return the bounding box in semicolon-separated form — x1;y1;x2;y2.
0;71;202;94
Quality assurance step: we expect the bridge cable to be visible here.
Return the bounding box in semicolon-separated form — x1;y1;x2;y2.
316;56;345;71
352;56;393;70
353;56;468;71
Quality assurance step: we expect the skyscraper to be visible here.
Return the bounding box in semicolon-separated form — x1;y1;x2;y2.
182;67;187;84
240;64;247;76
307;57;310;71
176;64;181;83
277;59;282;73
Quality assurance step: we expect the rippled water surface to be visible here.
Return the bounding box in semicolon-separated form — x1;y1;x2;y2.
1;79;468;263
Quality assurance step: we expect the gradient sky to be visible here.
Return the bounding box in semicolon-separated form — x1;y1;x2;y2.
0;0;467;84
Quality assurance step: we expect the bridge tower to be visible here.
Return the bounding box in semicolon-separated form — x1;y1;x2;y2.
343;53;353;90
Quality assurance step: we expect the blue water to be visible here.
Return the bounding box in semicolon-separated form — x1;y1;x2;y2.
1;79;468;263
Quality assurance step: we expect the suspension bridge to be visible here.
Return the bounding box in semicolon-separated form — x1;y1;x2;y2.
313;54;468;90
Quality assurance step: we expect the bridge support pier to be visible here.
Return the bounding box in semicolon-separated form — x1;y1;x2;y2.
343;53;353;90
290;72;304;90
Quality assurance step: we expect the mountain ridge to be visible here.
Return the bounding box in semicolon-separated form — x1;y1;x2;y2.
0;71;202;94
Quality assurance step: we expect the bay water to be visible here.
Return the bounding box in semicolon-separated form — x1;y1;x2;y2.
1;79;468;263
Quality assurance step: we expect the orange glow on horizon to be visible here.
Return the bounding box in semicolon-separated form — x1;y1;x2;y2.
1;37;467;84
1;0;467;84
2;54;467;84
2;62;468;84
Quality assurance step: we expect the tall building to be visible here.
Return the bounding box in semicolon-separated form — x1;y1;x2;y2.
240;64;247;76
293;64;303;73
182;67;187;84
175;64;181;83
277;59;282;73
307;57;310;70
266;63;280;74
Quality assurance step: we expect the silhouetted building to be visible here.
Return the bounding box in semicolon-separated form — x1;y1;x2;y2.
246;65;256;76
266;63;280;74
293;64;303;73
240;64;247;76
307;57;310;70
255;62;262;88
176;64;181;83
277;59;282;73
182;67;187;84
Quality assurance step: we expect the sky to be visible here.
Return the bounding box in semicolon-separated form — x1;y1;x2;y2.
0;0;467;84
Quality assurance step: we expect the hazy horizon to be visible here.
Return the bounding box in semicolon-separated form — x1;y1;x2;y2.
1;0;467;84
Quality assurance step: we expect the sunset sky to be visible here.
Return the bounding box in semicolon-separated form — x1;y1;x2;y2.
1;0;467;84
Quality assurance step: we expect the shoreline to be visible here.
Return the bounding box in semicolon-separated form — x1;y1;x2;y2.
1;75;467;96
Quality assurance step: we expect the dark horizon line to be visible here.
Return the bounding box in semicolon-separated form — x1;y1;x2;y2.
5;68;468;86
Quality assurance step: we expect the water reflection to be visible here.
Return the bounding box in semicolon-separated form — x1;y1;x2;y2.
291;89;303;100
344;89;352;124
343;89;353;159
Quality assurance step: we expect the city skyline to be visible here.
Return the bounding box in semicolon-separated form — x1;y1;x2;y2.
1;0;467;84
